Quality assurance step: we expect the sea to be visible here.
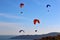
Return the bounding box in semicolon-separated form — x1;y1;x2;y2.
0;35;33;40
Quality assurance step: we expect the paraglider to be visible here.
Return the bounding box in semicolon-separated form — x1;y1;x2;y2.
46;4;51;12
33;19;40;25
20;3;24;14
33;19;40;32
19;30;24;33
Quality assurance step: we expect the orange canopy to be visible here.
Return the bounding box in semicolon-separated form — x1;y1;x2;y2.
33;19;40;25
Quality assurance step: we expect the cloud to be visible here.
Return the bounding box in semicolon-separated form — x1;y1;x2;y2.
0;22;23;31
0;22;35;35
0;22;19;27
0;22;26;35
0;13;30;20
0;22;28;30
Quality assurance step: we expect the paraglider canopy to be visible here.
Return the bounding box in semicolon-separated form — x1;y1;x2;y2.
20;3;24;8
19;30;24;33
46;4;51;8
46;4;51;12
33;19;40;25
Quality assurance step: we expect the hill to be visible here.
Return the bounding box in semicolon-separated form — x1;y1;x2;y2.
11;32;60;39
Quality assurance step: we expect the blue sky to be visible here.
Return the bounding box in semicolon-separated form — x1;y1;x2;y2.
0;0;60;35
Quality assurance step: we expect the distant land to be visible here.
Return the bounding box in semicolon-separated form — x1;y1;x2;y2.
11;32;60;39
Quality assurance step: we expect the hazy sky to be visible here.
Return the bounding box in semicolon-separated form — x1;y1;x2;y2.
0;0;60;35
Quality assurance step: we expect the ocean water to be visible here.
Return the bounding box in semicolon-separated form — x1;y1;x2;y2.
0;35;33;40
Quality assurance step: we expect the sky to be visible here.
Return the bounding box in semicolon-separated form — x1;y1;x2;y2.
0;0;60;35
